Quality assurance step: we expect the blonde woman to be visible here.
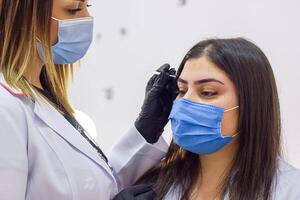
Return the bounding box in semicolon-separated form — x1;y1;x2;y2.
0;1;177;200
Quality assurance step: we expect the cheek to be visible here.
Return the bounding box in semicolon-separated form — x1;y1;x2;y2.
219;84;239;135
221;110;239;136
77;8;90;18
50;20;58;45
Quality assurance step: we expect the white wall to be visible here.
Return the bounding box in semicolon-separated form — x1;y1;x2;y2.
69;0;300;168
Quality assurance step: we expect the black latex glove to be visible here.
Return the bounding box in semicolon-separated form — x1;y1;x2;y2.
135;64;178;144
112;184;156;200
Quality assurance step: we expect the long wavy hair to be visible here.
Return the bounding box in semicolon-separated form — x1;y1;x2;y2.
137;38;282;200
0;0;75;115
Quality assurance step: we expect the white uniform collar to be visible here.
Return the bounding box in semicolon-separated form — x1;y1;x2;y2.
0;72;113;176
0;72;25;96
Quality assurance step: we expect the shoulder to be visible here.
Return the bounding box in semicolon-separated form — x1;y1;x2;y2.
0;85;27;117
0;76;29;132
277;159;300;179
273;159;300;199
0;72;28;113
0;87;29;149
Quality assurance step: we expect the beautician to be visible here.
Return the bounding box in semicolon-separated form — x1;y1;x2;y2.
0;0;177;199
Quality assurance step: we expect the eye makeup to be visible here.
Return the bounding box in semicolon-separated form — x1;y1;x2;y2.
177;77;226;99
66;1;92;15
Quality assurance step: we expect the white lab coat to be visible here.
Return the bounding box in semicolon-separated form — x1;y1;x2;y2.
0;73;168;200
163;159;300;199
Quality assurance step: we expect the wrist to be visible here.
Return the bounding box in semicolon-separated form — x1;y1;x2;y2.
134;119;163;144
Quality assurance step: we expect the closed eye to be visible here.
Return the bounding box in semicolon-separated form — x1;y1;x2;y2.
200;90;218;98
68;4;92;15
68;8;82;15
177;89;218;99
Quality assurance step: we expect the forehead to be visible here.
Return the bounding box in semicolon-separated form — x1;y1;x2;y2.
180;57;228;82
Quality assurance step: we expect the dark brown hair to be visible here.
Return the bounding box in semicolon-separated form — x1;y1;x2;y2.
137;38;281;200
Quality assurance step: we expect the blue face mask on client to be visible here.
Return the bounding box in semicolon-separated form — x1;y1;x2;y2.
169;98;239;155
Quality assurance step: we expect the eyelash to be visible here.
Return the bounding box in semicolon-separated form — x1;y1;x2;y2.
68;4;92;14
69;8;81;14
178;90;218;98
201;91;218;97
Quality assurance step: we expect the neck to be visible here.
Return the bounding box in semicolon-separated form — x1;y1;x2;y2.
200;139;238;176
23;51;44;90
195;138;239;198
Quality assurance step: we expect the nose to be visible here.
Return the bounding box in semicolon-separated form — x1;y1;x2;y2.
78;8;91;18
182;88;199;102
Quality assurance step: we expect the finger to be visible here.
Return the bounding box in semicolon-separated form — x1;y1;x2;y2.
147;65;175;94
156;63;170;73
146;74;158;94
166;77;179;96
168;68;176;76
147;65;174;91
152;71;173;90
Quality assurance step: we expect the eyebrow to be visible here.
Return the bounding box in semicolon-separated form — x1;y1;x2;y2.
177;77;224;85
72;0;88;6
74;0;86;2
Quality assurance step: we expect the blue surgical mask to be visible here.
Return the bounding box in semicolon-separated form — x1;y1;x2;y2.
37;16;94;64
169;98;239;155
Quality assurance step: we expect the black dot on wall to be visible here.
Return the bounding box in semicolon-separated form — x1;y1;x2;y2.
96;33;102;42
103;87;114;101
178;0;187;6
120;27;127;36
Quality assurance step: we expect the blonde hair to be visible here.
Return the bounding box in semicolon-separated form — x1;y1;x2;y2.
0;0;75;115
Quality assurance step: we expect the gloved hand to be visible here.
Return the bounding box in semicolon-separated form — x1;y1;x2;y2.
135;64;178;144
112;184;156;200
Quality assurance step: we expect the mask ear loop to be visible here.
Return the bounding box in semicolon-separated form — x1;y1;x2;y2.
221;106;240;138
225;106;239;112
231;132;239;137
221;131;239;139
51;17;59;21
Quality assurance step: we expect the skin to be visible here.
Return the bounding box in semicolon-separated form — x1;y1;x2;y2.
22;2;237;198
177;57;239;200
24;0;91;90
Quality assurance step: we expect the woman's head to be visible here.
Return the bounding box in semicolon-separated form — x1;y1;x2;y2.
50;0;91;48
177;38;280;142
0;0;91;114
138;38;281;200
